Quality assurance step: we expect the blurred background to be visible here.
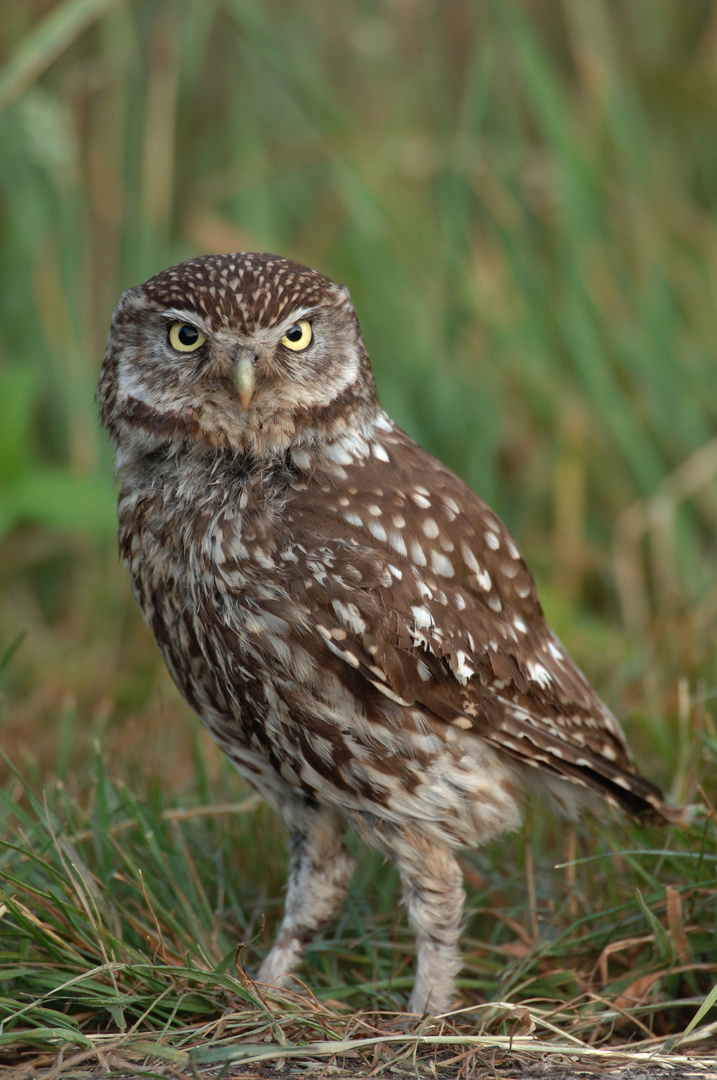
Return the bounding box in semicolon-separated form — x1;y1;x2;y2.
0;0;715;801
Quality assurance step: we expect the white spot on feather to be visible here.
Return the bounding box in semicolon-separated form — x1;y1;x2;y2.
369;680;411;706
324;442;355;465
331;599;366;634
388;530;407;557
410;605;433;628
292;448;311;469
454;650;475;682
461;543;478;571
612;775;633;791
252;548;275;570
368;519;387;543
430;550;455;578
548;640;565;661
416;659;431;681
410;541;427;566
526;660;552;688
316;625;350;663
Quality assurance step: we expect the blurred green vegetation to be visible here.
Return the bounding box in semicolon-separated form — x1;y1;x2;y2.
2;0;715;783
0;0;716;1060
0;0;714;798
0;0;714;895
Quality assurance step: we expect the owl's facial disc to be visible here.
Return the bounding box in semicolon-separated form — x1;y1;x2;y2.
99;252;382;460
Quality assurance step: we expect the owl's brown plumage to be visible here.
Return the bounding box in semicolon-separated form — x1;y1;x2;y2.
98;252;680;1015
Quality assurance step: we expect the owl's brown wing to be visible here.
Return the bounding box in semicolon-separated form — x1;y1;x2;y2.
279;424;679;822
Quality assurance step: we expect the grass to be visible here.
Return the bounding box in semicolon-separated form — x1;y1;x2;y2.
1;0;717;1074
1;743;716;1075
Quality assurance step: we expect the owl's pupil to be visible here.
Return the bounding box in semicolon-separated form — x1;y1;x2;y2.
285;324;302;341
178;324;199;347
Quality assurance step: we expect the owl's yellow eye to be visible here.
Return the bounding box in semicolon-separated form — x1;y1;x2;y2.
168;321;206;352
280;320;312;352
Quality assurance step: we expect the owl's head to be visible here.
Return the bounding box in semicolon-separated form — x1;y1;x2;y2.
98;252;379;464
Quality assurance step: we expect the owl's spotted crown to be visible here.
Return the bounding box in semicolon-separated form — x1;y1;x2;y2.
142;251;338;334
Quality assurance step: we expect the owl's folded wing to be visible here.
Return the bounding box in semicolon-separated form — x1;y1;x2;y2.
275;438;680;823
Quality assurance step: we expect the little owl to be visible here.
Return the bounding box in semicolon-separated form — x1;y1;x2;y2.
98;252;679;1016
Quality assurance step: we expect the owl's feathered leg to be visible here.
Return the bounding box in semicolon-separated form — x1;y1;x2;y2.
358;818;465;1016
257;799;355;990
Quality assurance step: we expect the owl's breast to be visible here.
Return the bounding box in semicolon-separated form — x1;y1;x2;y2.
117;455;300;717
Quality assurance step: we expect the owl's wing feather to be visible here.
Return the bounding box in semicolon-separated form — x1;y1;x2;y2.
279;425;678;821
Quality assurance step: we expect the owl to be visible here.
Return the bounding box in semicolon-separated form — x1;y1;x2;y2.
98;252;680;1016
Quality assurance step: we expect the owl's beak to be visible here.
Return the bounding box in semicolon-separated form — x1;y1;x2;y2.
234;355;257;410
